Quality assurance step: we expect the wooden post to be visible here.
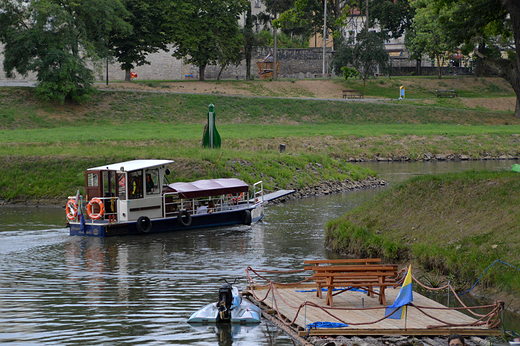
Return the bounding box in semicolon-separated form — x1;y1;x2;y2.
447;281;450;307
404;305;408;330
304;302;307;328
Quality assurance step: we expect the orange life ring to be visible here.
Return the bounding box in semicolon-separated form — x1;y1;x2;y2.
66;199;78;221
87;198;105;220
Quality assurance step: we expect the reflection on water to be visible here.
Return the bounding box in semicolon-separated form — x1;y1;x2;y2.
0;160;519;345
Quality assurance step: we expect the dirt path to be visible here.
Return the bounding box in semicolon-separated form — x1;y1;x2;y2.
98;80;348;99
97;78;517;112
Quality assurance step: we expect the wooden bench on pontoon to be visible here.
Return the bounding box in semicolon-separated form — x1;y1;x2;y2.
304;259;399;307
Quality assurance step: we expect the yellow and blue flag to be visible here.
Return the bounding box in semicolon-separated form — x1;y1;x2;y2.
385;265;413;319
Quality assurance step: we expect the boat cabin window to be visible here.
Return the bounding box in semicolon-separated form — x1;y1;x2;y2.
145;168;160;195
128;170;143;199
87;173;99;187
117;173;126;200
103;171;116;198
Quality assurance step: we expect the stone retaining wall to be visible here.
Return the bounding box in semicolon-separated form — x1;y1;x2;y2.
274;176;387;204
348;154;519;162
3;44;454;81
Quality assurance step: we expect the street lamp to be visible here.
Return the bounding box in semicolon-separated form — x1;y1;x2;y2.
322;0;327;75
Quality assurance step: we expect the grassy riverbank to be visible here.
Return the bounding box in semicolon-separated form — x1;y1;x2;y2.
325;170;520;297
0;76;520;203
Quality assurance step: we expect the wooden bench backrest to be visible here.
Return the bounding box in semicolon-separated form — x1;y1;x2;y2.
306;264;395;270
304;258;381;265
310;271;398;278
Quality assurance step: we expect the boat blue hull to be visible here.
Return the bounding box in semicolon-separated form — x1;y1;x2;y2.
70;207;262;237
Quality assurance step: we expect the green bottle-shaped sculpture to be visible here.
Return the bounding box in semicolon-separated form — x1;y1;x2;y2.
202;104;221;148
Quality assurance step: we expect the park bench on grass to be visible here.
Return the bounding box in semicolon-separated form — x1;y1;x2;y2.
314;73;332;79
342;90;364;99
436;89;458;98
304;258;399;307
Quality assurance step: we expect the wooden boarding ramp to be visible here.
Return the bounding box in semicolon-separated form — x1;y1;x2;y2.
245;261;503;338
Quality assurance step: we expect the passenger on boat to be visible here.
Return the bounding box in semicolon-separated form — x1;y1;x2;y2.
146;174;154;193
448;334;465;346
208;200;216;213
196;201;208;214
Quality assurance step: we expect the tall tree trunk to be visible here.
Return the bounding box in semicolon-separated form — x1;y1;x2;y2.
125;69;131;82
502;0;520;117
436;56;442;79
416;59;422;76
333;0;341;51
471;0;520;117
199;65;206;81
217;66;224;81
245;6;253;81
516;97;520;118
475;42;486;77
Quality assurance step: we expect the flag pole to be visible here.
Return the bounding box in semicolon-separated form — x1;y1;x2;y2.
404;304;408;330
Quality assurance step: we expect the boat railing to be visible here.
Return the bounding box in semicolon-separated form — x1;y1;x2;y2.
252;181;264;205
163;192;181;218
69;196;119;222
96;196;119;222
163;192;253;218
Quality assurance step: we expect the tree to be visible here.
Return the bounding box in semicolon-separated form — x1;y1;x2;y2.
340;66;359;80
216;28;244;81
244;5;254;80
432;0;520;118
272;0;350;51
109;0;172;81
404;28;427;76
0;0;129;102
434;0;507;76
332;30;389;92
168;0;248;81
369;0;419;73
406;0;454;79
370;0;414;39
267;0;321;44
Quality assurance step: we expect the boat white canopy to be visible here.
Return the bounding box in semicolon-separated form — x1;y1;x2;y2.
167;178;249;199
88;160;174;172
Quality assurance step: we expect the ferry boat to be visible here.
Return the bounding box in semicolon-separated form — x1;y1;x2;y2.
66;159;293;237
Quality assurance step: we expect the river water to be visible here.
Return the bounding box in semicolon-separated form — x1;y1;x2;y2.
0;160;518;345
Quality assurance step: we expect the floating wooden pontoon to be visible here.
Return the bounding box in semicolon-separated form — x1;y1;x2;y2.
245;265;503;339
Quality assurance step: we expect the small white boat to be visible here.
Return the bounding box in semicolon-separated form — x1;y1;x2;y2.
188;279;261;324
66;159;294;237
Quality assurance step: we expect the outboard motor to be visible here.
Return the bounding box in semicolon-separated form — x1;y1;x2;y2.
217;282;233;322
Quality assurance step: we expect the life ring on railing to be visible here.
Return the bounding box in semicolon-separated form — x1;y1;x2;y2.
87;198;105;220
66;199;78;221
177;209;192;227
